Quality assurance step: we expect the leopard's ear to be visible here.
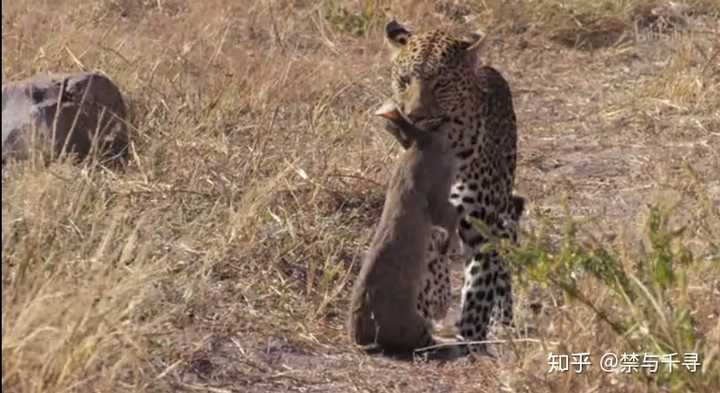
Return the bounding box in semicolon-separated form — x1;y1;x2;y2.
385;20;412;51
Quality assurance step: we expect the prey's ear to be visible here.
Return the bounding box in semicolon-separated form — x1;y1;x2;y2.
460;30;486;65
385;20;412;52
374;100;428;146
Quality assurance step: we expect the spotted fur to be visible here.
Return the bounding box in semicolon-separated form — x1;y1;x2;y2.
417;227;453;321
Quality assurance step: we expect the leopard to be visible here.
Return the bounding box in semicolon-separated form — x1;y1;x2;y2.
382;20;524;354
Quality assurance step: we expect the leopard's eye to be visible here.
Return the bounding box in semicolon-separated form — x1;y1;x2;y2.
397;75;411;91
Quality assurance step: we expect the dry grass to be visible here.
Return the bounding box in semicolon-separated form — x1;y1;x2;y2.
2;1;719;392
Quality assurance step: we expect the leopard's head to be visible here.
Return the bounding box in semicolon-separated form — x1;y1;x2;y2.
384;20;485;131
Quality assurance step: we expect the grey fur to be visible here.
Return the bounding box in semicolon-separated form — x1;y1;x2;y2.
349;104;459;355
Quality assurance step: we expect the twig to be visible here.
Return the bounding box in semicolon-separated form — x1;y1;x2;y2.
415;337;557;353
326;173;384;189
115;188;218;198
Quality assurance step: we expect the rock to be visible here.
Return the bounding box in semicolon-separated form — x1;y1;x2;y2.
2;72;129;165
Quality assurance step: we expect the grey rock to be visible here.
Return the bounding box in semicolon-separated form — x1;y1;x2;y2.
2;72;129;165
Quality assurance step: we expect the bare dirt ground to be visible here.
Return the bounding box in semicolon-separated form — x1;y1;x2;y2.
2;1;719;392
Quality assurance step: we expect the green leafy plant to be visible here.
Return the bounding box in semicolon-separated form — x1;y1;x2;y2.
502;201;718;391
